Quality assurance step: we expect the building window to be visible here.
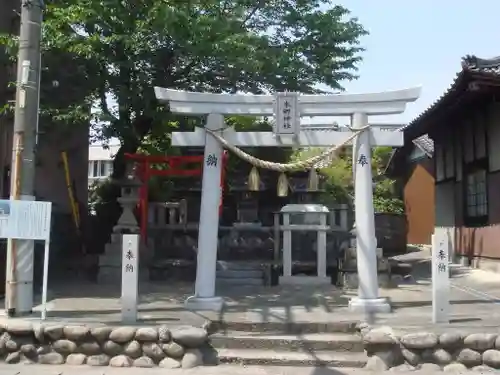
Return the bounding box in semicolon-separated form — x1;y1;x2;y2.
464;161;488;226
100;160;106;177
88;160;111;178
409;146;425;161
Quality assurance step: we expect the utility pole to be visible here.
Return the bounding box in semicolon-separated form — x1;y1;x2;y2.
5;0;44;316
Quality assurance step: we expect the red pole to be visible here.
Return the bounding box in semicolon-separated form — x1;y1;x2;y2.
139;162;149;242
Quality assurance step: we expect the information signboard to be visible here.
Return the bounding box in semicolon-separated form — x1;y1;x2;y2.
0;200;51;240
0;200;52;320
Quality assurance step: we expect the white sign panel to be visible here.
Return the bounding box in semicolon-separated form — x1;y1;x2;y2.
431;232;450;323
0;200;51;241
274;92;300;136
121;234;139;323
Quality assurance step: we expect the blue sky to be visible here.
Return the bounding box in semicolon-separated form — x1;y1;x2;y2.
329;0;500;124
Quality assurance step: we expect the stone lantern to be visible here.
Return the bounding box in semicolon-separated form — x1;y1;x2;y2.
99;161;142;283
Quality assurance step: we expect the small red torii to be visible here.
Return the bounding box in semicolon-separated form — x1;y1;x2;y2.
124;152;228;240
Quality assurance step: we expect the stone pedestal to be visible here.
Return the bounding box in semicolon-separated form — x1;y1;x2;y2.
348;297;391;313
279;275;331;286
185;296;224;312
342;251;392;289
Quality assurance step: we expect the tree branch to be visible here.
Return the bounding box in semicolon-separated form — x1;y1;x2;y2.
172;60;198;82
241;1;266;28
96;65;117;122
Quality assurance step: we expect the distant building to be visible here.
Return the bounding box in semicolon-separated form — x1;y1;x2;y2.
88;145;120;186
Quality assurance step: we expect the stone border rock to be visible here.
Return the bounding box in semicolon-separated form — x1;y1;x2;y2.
362;325;500;372
0;321;218;368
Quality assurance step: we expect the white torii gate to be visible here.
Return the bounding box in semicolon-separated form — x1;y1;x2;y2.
155;87;421;312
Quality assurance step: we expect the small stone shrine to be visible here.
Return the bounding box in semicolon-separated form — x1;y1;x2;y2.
278;204;331;285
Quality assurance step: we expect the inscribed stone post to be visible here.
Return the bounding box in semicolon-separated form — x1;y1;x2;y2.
432;232;450;323
122;234;139;323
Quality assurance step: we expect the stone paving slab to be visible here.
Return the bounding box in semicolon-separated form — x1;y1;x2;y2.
0;277;493;332
0;363;456;374
217;348;367;367
2;282;362;327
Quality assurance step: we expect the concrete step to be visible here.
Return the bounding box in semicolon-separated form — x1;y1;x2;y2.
217;261;263;271
216;277;263;286
214;320;359;334
217;348;367;367
211;332;364;352
216;270;263;278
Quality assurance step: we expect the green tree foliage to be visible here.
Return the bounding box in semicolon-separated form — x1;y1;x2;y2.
1;0;368;245
292;145;403;214
37;0;367;150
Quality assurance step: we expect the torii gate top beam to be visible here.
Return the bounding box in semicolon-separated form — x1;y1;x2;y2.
154;87;421;116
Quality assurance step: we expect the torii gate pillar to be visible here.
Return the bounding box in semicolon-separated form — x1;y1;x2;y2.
186;113;225;311
348;112;390;313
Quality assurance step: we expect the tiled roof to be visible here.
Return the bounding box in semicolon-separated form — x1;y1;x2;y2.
404;55;500;138
463;55;500;74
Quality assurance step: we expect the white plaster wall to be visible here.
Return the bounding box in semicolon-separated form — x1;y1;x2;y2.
88;144;120;161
